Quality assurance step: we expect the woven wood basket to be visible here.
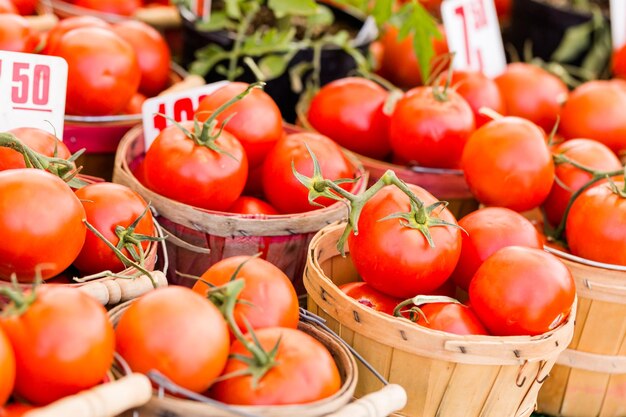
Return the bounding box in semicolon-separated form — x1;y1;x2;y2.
536;249;626;417
304;223;577;417
112;126;368;293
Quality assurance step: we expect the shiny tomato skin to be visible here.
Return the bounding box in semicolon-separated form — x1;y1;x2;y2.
112;21;171;97
143;121;248;211
390;86;475;169
544;139;622;227
339;282;402;316
0;14;37;52
0;286;115;405
0;169;86;281
210;327;341;405
559;80;626;155
461;116;555;212
73;0;141;16
72;182;154;275
451;207;543;291
1;128;71;171
47;27;140;116
566;182;626;265
262;132;355;214
192;256;299;335
0;329;15;407
41;16;110;55
348;184;462;298
7;0;35;15
227;196;279;215
612;43;626;79
469;246;575;336
115;286;230;393
444;70;507;127
307;77;391;159
0;403;35;417
196;82;283;168
416;303;489;335
494;63;568;132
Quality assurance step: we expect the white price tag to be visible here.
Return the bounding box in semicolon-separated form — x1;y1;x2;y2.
611;0;626;50
0;51;67;139
441;0;506;78
191;0;211;19
141;81;229;148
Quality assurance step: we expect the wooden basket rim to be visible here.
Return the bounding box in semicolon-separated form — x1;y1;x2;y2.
305;223;576;366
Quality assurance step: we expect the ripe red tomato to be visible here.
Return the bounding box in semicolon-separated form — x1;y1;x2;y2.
612;43;626;79
262;132;355;213
7;0;35;15
348;184;462;298
339;282;402;316
443;70;506;127
210;327;341;405
0;329;15;407
143;121;248;211
0;169;86;281
469;246;575;336
73;0;141;16
1;128;71;171
566;181;626;265
47;27;140;116
410;302;489;335
72;182;154;275
192;256;299;335
123;92;147;114
543;139;622;227
559;80;626;155
0;14;37;52
0;286;115;405
450;207;543;291
0;403;35;417
389;86;475;169
227;196;279;215
307;77;391;160
41;16;110;55
0;0;17;14
197;82;283;168
112;21;171;97
461;116;555;212
494;63;568;132
115;286;230;393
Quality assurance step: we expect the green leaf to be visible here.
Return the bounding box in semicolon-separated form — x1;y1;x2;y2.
306;4;334;29
371;0;393;27
225;0;241;19
195;11;235;32
258;55;290;80
551;21;594;63
268;0;317;18
190;44;229;76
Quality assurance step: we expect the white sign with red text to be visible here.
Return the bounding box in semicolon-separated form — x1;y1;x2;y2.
0;51;67;139
191;0;211;19
141;81;228;148
441;0;506;78
611;0;626;50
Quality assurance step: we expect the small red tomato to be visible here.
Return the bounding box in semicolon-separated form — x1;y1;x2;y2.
73;0;141;16
414;303;489;335
123;92;147;114
0;14;37;52
41;16;110;55
7;0;35;15
1;128;71;171
469;246;575;336
227;196;279;215
339;282;402;316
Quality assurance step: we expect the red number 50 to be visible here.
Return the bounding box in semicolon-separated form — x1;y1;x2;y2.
11;62;50;106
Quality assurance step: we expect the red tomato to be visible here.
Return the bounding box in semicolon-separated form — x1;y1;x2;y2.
389;86;475;169
47;27;140;116
494;63;568;132
192;256;299;335
461;116;555;212
7;0;34;15
1;128;71;171
123;92;147;114
0;169;86;281
73;0;141;16
450;207;543;291
143;121;248;211
115;286;230;393
227;196;279;215
612;43;626;79
0;0;17;14
41;16;110;55
348;184;462;298
339;282;402;316
72;182;154;275
566;181;626;265
0;403;35;417
0;329;15;407
469;246;575;336
0;286;115;405
262;132;355;214
0;14;37;52
210;327;341;405
559;80;626;155
307;77;391;159
411;302;489;335
543;139;622;227
197;82;283;168
112;21;171;97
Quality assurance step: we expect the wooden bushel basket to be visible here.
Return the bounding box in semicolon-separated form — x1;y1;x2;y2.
537;249;626;417
112;126;368;293
304;223;577;417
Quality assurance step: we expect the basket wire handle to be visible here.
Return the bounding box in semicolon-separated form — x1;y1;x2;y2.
299;308;389;385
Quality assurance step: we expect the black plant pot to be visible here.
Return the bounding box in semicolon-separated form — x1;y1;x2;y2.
179;5;377;122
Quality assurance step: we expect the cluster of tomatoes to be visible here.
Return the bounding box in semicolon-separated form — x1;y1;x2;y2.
136;81;359;215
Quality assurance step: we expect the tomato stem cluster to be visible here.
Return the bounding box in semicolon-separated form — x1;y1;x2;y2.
392;295;460;324
0;276;39;317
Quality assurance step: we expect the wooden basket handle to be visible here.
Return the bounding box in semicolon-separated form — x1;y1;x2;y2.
24;373;152;417
79;270;168;305
323;384;407;417
132;5;181;28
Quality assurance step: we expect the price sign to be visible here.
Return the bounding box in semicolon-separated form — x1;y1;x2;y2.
441;0;506;78
611;0;626;49
142;81;229;148
191;0;211;19
0;51;68;139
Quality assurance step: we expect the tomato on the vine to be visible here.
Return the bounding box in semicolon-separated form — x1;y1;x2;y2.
227;196;279;215
0;329;14;407
0;14;37;53
1;128;71;171
339;282;401;316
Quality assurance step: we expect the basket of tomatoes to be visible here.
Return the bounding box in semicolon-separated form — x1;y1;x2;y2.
112;82;367;293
